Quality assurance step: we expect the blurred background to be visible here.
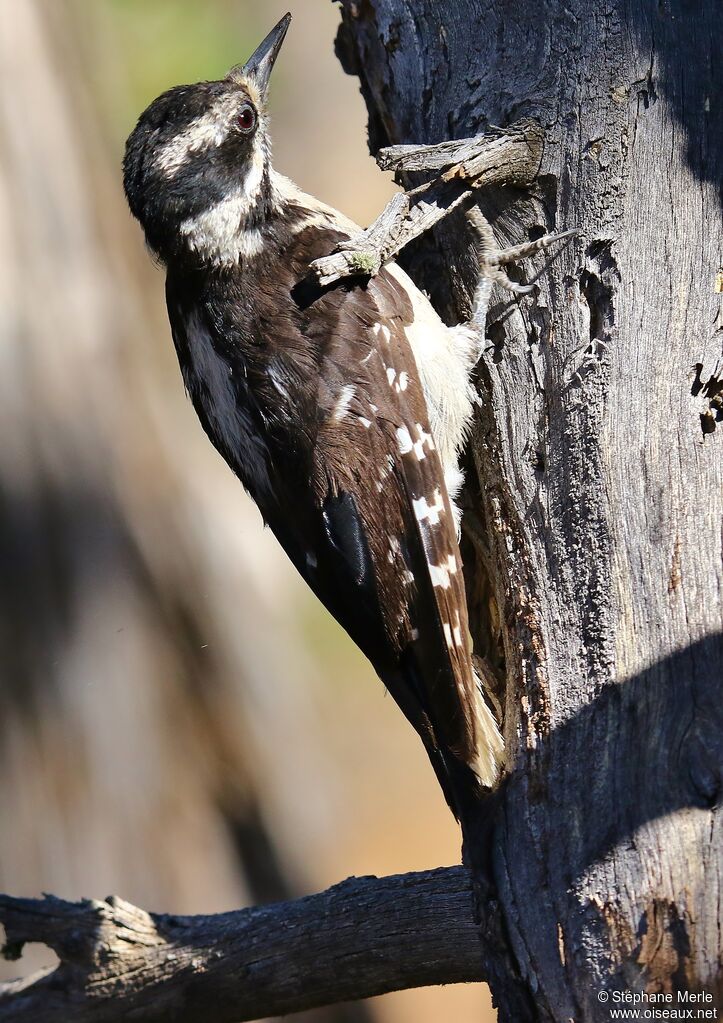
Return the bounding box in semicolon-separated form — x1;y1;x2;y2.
0;1;494;1020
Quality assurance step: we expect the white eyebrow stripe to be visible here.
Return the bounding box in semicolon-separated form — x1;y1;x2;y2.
155;95;241;177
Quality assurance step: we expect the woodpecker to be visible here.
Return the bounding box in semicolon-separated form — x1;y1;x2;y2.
124;14;567;832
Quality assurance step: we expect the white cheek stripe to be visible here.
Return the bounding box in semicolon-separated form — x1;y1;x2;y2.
178;137;267;266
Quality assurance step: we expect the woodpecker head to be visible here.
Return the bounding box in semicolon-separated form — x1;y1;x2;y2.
123;13;290;264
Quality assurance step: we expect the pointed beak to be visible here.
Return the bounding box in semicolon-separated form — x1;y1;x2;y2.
229;13;291;98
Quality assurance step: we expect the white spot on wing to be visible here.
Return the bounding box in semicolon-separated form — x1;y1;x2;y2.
413;423;435;460
386;367;397;386
383;263;479;547
358;416;372;429
428;563;452;588
425;554;458;589
332;384;356;421
397;426;413;454
413;489;445;526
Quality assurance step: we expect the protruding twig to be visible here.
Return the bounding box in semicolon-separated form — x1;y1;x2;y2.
308;120;545;289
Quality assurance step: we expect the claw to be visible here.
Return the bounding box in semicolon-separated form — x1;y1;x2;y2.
489;228;581;267
467;208;579;327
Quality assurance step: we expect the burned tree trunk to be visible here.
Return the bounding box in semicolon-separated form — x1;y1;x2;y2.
336;0;722;1018
1;2;720;1021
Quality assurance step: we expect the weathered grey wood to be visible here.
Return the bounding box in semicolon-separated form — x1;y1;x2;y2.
337;0;722;1019
0;868;482;1022
309;121;542;285
1;3;720;1021
377;121;542;181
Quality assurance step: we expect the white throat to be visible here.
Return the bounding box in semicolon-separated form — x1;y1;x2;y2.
178;141;268;266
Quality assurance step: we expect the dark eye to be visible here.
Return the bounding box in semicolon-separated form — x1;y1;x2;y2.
237;104;257;134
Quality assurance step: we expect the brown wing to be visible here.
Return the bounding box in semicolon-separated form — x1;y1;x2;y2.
302;263;483;775
192;215;495;805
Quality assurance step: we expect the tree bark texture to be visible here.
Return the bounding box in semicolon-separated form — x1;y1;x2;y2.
0;869;482;1023
337;1;722;1019
1;2;721;1021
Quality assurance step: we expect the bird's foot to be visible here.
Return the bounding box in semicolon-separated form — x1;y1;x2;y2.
481;228;581;295
468;207;579;329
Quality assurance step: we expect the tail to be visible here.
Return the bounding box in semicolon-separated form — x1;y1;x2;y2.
427;742;501;881
381;643;504;852
468;667;505;789
385;655;505;817
427;669;504;808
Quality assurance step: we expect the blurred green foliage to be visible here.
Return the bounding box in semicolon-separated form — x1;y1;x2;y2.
81;0;279;141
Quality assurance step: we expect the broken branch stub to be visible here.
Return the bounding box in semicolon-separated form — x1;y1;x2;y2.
308;120;545;288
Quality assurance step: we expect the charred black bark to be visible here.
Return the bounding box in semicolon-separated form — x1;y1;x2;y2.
338;1;722;1018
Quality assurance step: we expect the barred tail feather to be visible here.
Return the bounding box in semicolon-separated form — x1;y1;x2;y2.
470;672;505;789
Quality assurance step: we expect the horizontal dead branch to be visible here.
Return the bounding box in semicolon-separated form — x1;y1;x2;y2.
0;866;483;1023
308;119;543;287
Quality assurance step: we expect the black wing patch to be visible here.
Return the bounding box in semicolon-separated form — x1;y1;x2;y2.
322;491;373;591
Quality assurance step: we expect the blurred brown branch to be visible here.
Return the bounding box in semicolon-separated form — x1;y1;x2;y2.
0;868;483;1022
